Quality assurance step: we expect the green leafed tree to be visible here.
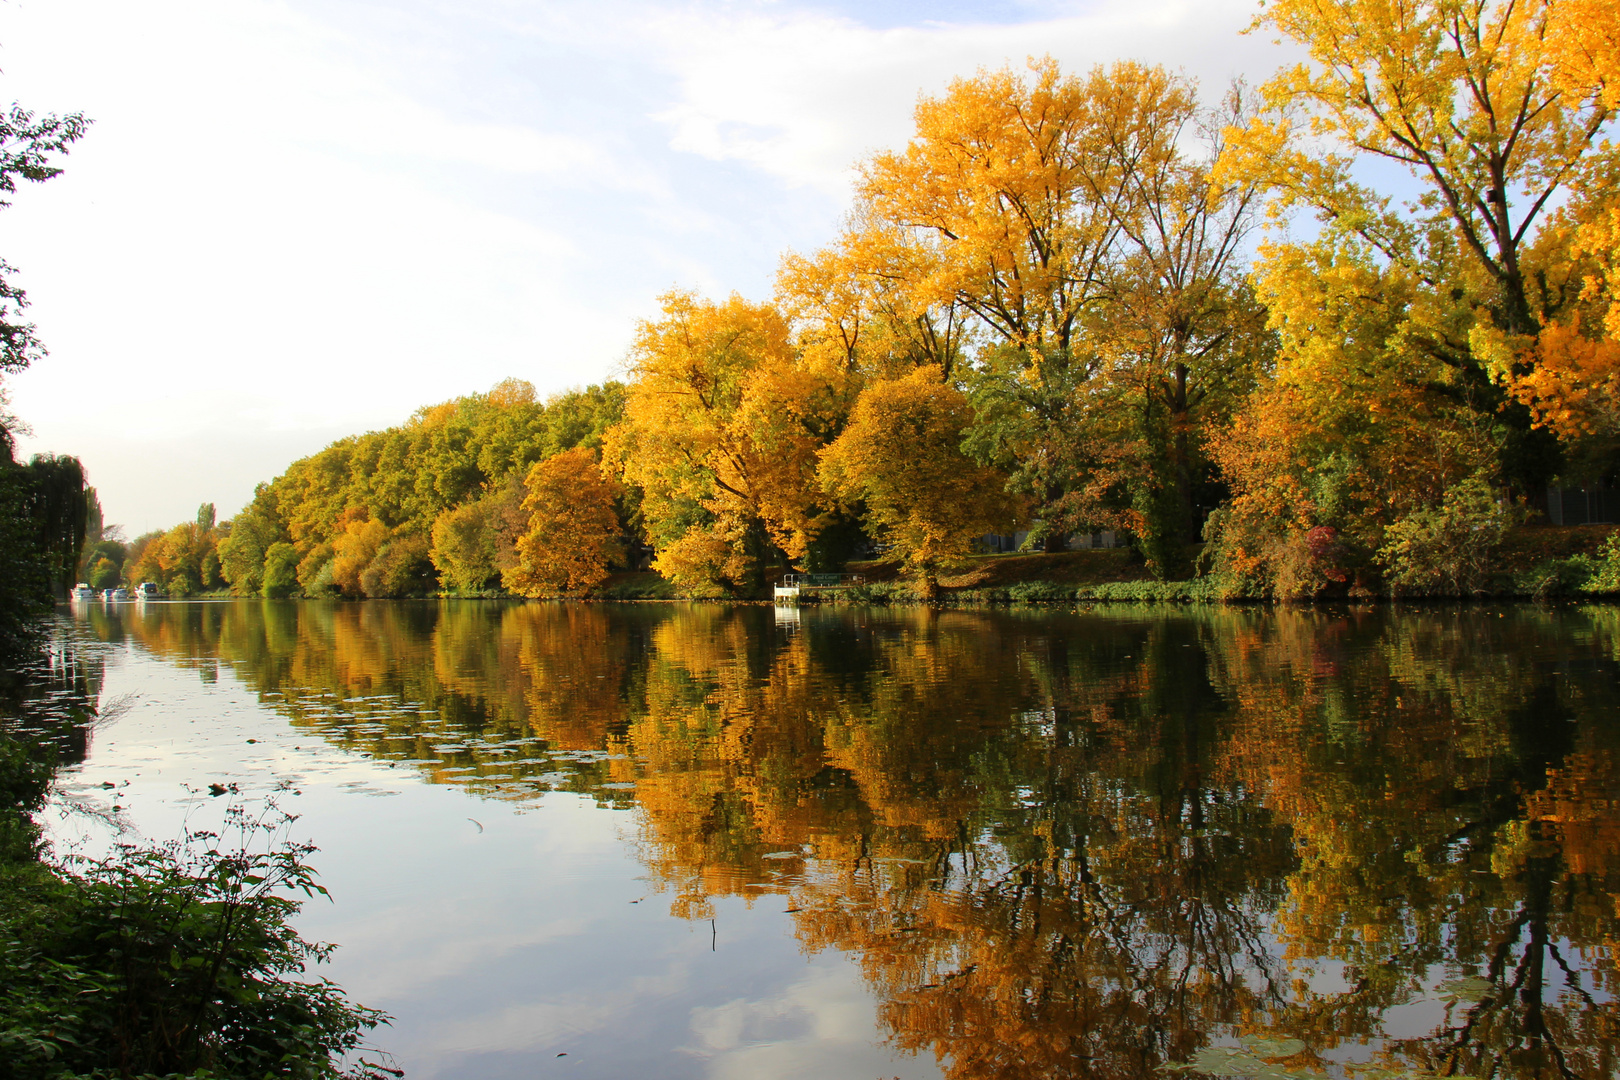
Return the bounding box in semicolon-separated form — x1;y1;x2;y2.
429;478;526;593
261;542;299;599
219;487;286;596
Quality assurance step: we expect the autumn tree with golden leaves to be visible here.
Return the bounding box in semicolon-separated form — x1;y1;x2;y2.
819;366;1024;595
1210;0;1618;592
504;447;624;595
606;291;837;594
784;59;1275;574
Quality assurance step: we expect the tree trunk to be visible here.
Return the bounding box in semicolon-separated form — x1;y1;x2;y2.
1172;364;1196;543
919;569;940;601
739;516;769;595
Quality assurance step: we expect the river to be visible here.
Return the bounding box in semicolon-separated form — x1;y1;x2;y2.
22;599;1620;1080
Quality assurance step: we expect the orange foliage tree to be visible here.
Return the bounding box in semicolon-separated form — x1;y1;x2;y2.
819;366;1023;595
1207;239;1502;596
503;447;624;596
848;59;1177;547
1208;0;1620;586
1509;319;1620;440
606;291;836;595
782;59;1272;572
329;512;389;598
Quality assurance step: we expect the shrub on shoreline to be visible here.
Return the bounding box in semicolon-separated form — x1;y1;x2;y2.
1509;532;1620;599
0;680;392;1080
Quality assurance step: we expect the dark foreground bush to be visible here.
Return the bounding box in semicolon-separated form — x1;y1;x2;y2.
0;759;392;1080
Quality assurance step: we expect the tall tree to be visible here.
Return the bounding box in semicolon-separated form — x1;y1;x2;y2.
1054;84;1271;573
606;291;833;595
851;59;1200;548
819;366;1024;596
1220;0;1617;494
21;454;89;596
812;58;1275;571
0;100;88;638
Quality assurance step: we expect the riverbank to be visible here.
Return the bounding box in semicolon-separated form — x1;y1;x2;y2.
550;525;1620;604
147;525;1620;604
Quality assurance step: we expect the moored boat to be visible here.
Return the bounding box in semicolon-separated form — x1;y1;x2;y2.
105;587;131;602
135;581;161;600
71;583;96;602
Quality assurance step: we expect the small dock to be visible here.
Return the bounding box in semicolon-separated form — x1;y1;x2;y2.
773;573;864;603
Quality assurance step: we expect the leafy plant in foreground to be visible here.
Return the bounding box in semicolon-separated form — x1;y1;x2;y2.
0;797;393;1080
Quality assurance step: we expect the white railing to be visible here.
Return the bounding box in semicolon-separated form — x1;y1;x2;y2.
779;573;865;588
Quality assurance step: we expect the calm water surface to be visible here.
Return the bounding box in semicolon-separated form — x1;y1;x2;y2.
18;600;1620;1080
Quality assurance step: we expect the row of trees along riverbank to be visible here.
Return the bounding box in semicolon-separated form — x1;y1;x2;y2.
127;2;1620;601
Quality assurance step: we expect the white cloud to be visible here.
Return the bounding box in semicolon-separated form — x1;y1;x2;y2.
640;0;1292;194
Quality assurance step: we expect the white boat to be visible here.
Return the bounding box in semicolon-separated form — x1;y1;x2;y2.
105;587;130;602
71;583;97;602
136;581;161;600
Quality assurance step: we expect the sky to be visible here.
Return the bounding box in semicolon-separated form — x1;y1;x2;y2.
0;0;1297;535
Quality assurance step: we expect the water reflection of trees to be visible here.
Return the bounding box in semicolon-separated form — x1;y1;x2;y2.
99;600;1620;1080
2;620;112;767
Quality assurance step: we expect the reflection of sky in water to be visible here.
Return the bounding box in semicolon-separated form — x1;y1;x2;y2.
46;620;939;1080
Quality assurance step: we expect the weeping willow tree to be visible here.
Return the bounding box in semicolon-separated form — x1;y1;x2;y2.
0;449;89;657
21;453;88;596
0;464;48;657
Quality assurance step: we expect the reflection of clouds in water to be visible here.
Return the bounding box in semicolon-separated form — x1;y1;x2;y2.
335;909;597;1006
686;965;937;1080
428;970;690;1056
315;796;624;1004
1380;997;1452;1043
337;781;400;797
